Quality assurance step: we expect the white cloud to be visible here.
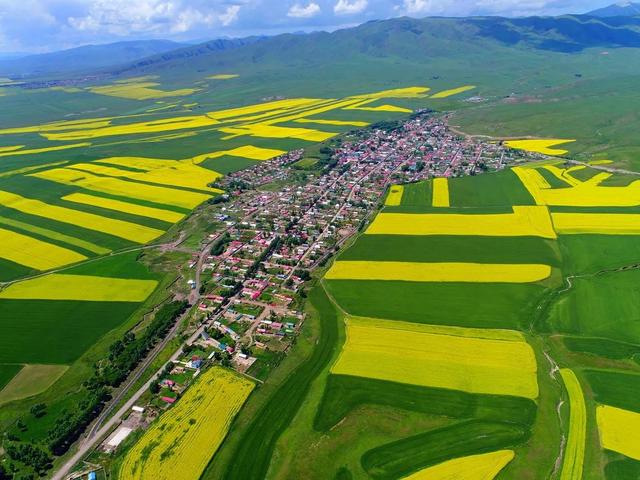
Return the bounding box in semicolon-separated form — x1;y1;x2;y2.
401;0;436;14
219;5;241;26
287;2;321;18
67;0;242;35
334;0;368;15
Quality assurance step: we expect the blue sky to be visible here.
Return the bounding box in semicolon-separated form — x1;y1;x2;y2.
0;0;614;53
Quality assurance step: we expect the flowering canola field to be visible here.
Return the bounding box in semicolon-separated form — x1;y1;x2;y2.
119;367;254;480
402;449;514;480
62;193;185;223
505;139;575;156
385;185;404;206
559;369;586;480
596;405;640;461
0;190;164;244
331;317;539;399
430;85;476;99
325;261;552;283
0;227;86;271
0;274;158;302
366;206;557;238
552;213;640;235
432;177;450;207
512;165;640;207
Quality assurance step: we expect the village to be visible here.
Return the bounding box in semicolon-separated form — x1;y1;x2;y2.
86;112;531;466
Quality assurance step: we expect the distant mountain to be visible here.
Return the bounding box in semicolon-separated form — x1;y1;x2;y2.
104;15;640;78
0;40;186;78
588;2;640;17
108;37;266;75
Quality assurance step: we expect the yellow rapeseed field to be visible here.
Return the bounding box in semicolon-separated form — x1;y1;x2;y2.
559;369;586;480
596;405;640;460
207;98;323;121
0;145;24;153
0;215;110;255
0;227;86;270
432;177;450;207
30;168;212;210
0;190;164;243
0;143;91;158
221;145;287;160
71;158;222;192
119;367;254;480
350;87;431;99
430;85;476;99
385;185;404;206
220;123;336;142
88;82;198;100
402;450;514;480
208;74;239;79
331;317;539;399
552;213;640;235
366;206;557;239
62;193;185;223
0;274;158;301
42;116;218;141
505;139;575;156
513;165;640;207
541;164;581;187
325;261;552;283
343;98;412;113
294;118;370;127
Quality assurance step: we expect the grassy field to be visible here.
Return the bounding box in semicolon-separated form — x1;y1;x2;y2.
545;269;640;345
0;364;22;390
202;285;339;480
360;420;529;480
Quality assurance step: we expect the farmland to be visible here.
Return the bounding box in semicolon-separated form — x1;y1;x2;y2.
2;14;640;477
254;155;640;479
0;75;435;477
119;367;253;480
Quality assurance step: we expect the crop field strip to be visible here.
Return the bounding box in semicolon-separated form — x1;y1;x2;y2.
0;364;69;407
385;185;404;206
559;369;586;480
512;164;640;207
431;178;450;207
0;274;158;301
596;405;640;461
402;449;514;480
331;317;539;399
0;189;164;243
325;261;552;283
120;367;254;480
366;206;557;238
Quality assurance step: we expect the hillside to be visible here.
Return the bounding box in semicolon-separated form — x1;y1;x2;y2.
588;2;640;17
105;15;640;79
0;40;186;77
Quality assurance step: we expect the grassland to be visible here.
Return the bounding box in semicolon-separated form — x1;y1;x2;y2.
0;364;68;406
119;367;253;480
360;420;528;479
204;285;339;480
0;364;22;390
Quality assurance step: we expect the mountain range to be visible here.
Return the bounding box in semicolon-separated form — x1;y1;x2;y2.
588;1;640;17
3;4;640;81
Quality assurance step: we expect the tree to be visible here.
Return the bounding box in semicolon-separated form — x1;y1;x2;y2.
30;403;47;419
149;381;160;395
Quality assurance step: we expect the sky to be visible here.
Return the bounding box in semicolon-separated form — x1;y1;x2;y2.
0;0;615;53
